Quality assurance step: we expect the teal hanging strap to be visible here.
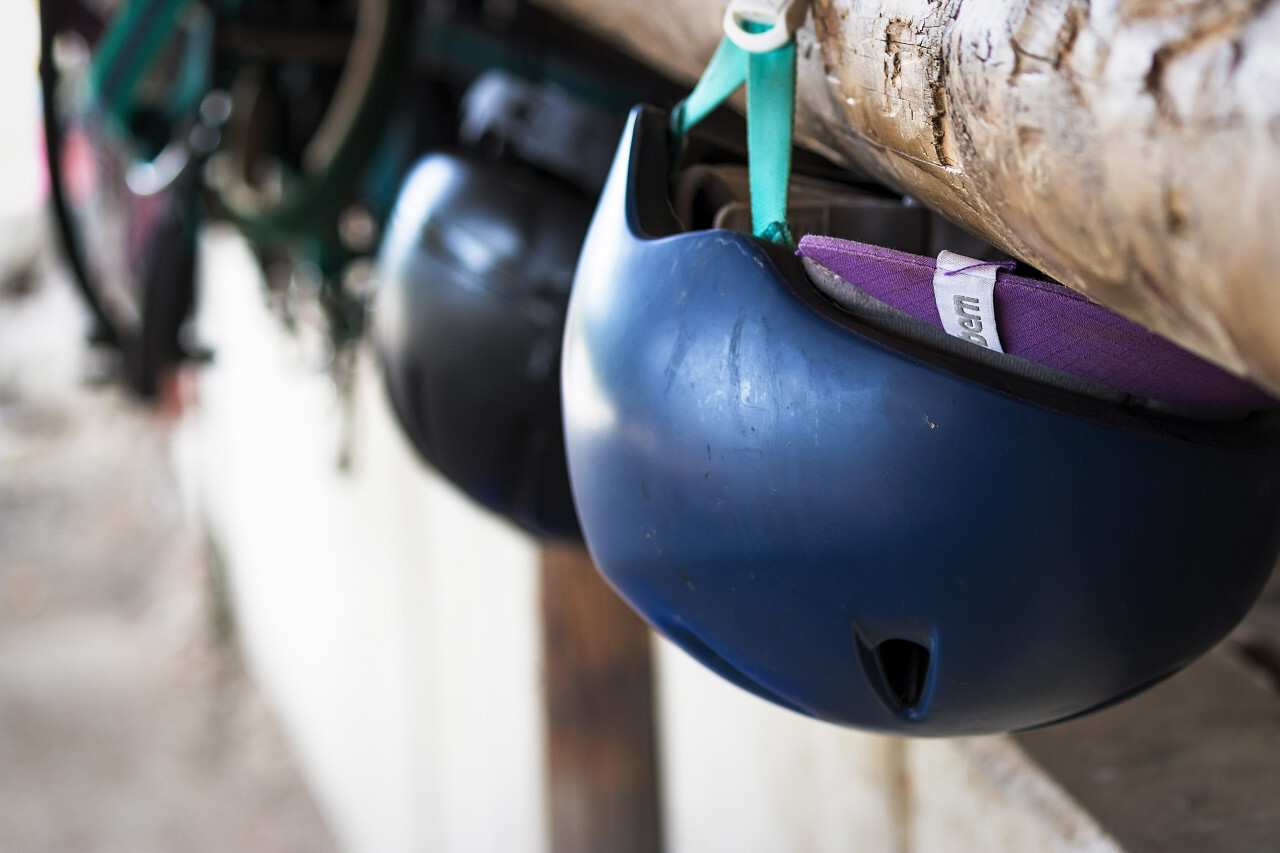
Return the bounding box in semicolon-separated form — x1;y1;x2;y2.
166;3;215;123
90;0;191;130
668;0;808;246
669;38;748;142
745;38;796;246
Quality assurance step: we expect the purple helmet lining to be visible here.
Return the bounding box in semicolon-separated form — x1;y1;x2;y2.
797;234;1277;412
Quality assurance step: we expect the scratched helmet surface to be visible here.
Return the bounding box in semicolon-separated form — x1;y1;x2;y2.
560;106;1280;735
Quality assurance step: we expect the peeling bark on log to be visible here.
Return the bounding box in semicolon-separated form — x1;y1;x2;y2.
536;0;1280;396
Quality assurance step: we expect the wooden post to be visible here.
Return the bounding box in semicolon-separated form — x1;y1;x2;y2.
540;543;664;853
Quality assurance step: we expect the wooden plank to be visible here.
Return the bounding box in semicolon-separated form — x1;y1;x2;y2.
540;543;664;853
1016;648;1280;853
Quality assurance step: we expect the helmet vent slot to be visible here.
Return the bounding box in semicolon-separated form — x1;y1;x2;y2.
874;639;931;712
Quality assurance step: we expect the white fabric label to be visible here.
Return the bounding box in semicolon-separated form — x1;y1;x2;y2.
933;250;1004;353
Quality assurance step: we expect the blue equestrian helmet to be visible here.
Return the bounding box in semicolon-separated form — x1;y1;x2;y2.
560;105;1280;735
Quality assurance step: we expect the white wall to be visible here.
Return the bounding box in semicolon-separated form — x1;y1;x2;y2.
195;227;547;853
655;638;905;852
0;0;43;223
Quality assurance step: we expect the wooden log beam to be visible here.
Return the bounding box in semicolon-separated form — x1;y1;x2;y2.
535;0;1280;396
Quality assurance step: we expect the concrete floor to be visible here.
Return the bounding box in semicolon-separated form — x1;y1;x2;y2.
0;228;338;853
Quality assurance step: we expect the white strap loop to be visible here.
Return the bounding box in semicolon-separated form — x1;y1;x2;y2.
723;0;811;53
